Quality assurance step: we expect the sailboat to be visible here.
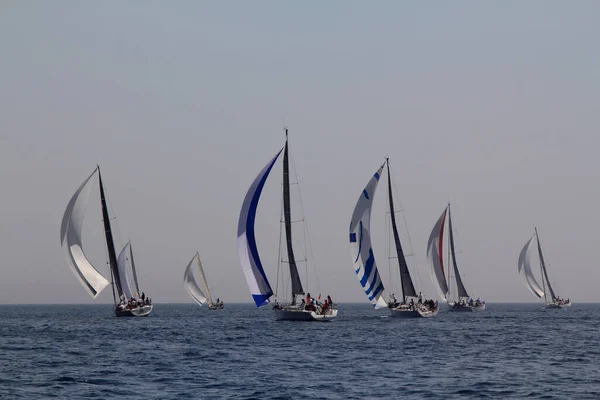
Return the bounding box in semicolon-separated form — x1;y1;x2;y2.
184;252;224;309
349;159;438;318
237;129;337;321
60;166;153;317
426;204;485;312
518;228;571;309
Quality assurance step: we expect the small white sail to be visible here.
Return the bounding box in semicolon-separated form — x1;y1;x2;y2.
117;241;136;299
349;164;387;309
195;253;213;304
60;169;110;298
427;208;449;301
518;236;544;298
184;253;208;306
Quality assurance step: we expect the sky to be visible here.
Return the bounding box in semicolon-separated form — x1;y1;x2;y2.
1;1;599;304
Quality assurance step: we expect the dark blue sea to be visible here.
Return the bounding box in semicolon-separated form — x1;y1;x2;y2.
1;303;599;399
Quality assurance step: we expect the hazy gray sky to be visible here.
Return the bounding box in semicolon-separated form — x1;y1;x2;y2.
1;1;599;304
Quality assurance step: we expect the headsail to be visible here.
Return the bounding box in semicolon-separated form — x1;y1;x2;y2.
237;149;283;307
517;236;544;298
282;134;304;299
386;160;417;299
117;241;136;299
184;253;208;306
195;253;213;304
60;168;110;298
349;164;387;309
447;205;469;298
427;208;449;300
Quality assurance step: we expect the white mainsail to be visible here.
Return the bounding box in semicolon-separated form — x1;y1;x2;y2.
184;252;208;306
427;208;450;301
60;169;110;298
195;253;213;304
349;164;387;309
117;241;136;299
518;236;544;298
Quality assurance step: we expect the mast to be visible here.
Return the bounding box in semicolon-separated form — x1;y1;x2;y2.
448;204;469;299
98;166;123;303
535;227;556;303
386;159;417;301
282;129;304;302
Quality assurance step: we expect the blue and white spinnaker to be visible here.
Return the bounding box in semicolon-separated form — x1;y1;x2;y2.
349;164;388;309
237;149;283;307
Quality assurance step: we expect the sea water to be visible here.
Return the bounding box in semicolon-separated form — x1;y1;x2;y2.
1;303;599;399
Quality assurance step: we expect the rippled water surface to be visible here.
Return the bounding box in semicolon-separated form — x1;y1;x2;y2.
1;303;599;399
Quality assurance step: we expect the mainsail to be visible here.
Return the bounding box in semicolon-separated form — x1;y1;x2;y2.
117;241;136;299
447;205;469;299
349;164;387;309
427;208;449;300
195;253;214;304
535;228;557;302
282;134;304;299
60;168;110;298
237;149;283;307
129;242;141;295
517;236;544;298
184;253;208;306
98;167;123;300
386;160;417;300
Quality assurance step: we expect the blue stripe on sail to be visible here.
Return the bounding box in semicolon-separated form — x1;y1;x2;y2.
349;232;356;242
359;248;376;288
362;189;369;199
354;221;363;263
368;281;384;301
374;172;380;181
252;293;271;308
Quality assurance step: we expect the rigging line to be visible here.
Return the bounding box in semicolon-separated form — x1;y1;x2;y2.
288;141;321;295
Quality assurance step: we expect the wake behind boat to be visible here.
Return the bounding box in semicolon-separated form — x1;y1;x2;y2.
518;228;571;309
237;128;337;322
349;158;438;318
427;204;486;312
60;166;153;317
184;252;224;309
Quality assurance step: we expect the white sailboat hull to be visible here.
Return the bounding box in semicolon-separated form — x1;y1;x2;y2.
116;304;153;317
274;307;338;322
390;304;439;318
546;300;571;309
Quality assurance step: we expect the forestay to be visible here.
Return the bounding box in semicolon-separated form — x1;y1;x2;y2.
184;253;208;306
60;169;110;298
427;208;449;300
349;164;387;309
237;149;283;307
518;236;544;298
447;206;469;299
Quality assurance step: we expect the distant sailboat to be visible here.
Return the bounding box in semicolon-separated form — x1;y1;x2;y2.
518;228;571;309
60;166;153;317
184;252;224;309
237;129;337;321
349;159;438;318
426;204;485;311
